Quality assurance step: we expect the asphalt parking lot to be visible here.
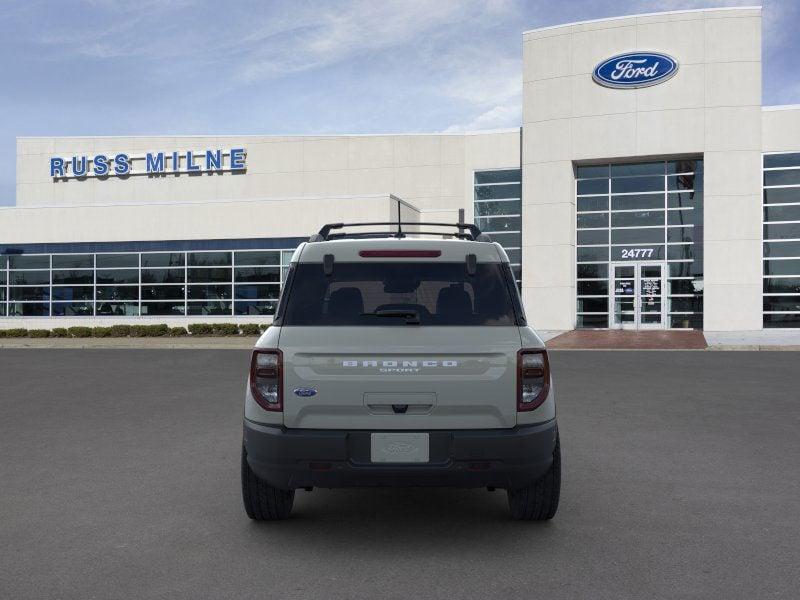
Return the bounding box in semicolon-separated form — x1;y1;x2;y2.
1;349;798;599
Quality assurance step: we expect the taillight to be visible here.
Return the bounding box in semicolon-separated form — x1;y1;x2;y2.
250;349;283;411
517;349;550;411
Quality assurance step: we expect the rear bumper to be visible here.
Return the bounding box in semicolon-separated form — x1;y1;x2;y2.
243;419;558;490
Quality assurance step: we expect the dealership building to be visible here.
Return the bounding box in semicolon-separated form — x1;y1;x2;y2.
2;6;800;332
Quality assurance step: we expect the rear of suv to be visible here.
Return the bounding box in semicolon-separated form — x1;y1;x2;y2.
241;222;560;520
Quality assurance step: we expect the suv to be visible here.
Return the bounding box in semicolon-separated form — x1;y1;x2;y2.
241;222;560;520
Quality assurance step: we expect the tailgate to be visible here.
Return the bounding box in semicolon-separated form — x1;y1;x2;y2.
279;326;521;429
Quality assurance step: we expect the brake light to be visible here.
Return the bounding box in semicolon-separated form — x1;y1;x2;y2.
359;250;441;258
517;349;550;411
250;349;283;411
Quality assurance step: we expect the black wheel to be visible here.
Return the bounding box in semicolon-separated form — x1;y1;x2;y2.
507;434;560;521
241;446;295;520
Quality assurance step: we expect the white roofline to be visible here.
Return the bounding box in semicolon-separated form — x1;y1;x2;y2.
763;104;800;112
16;128;520;141
522;5;761;35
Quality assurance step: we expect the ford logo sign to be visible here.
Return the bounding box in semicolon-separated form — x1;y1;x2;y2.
293;387;317;397
593;52;678;89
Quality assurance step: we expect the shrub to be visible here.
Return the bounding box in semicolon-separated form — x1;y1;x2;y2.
51;328;70;338
239;323;261;336
109;324;132;337
92;327;113;338
67;326;92;338
0;330;6;338
168;326;188;336
145;324;169;337
188;323;213;336
258;324;270;333
212;323;239;336
28;329;51;338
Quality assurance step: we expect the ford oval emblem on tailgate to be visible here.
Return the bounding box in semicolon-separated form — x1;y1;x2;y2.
293;387;317;397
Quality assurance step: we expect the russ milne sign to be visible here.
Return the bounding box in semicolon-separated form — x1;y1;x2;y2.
49;148;246;179
592;52;678;89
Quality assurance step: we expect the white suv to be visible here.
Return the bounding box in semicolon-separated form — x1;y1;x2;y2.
241;222;560;520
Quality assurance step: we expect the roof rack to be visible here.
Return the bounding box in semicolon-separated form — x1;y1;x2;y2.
308;222;492;243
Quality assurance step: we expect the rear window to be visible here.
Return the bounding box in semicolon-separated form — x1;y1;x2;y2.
281;262;519;326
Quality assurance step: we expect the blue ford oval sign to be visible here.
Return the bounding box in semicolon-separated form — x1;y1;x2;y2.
593;52;678;89
293;387;317;397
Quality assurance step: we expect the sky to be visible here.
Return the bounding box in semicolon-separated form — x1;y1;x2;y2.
1;0;798;206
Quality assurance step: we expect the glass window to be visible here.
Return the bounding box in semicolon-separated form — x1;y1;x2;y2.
669;297;703;312
611;194;664;211
577;263;608;279
763;314;800;327
188;252;232;267
96;286;139;301
577;247;609;262
8;303;49;316
0;271;5;285
764;205;800;223
764;153;800;168
234;285;280;300
187;268;231;283
235;301;277;316
763;188;800;204
763;278;800;294
141;268;184;284
667;174;699;191
764;223;800;240
504;249;521;263
53;270;93;284
52;286;93;301
282;263;519;326
234;251;279;266
474;200;521;217
667;245;695;261
576;165;608;179
611;228;664;245
187;301;232;315
577;213;608;229
10;287;50;301
10;271;50;285
9;255;49;269
764;170;800;187
577;197;608;212
611;246;665;261
668;191;702;209
667;209;699;226
764;241;800;258
475;216;520;233
577;281;608;295
474;184;521;200
670;314;703;329
577;179;607;195
140;302;185;316
96;269;138;284
96;253;138;268
281;250;294;264
0;255;6;269
611;211;664;228
611;162;663;177
764;259;800;276
96;302;138;316
667;227;695;244
486;232;520;248
667;160;701;174
577;298;608;312
474;170;520;184
611;176;663;194
669;262;697;277
669;280;701;295
234;267;280;283
141;253;184;268
577;314;608;328
763;296;800;312
141;286;185;300
52;254;93;269
577;230;608;245
52;302;94;316
187;285;232;300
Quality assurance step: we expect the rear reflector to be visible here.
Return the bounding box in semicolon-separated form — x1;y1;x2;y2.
359;250;441;258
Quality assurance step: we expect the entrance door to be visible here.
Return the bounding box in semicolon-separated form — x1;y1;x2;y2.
610;262;666;330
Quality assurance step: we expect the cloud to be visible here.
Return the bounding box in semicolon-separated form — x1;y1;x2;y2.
442;103;521;132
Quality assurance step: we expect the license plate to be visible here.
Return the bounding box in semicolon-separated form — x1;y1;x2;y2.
370;433;429;463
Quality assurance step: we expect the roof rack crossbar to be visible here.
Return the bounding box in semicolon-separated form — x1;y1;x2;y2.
309;222;490;242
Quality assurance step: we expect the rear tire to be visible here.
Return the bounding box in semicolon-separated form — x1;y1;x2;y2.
507;434;560;521
241;446;295;520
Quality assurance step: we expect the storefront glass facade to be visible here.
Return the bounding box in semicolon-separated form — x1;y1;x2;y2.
0;247;296;318
763;152;800;328
474;169;522;286
575;159;704;329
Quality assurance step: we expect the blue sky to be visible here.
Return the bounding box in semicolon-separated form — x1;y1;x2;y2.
1;0;798;206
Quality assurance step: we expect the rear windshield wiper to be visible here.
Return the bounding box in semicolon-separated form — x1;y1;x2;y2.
361;309;420;324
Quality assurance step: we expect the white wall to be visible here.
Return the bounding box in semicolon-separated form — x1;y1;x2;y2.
522;7;764;331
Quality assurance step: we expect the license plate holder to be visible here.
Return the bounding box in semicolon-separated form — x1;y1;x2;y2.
370;433;429;463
